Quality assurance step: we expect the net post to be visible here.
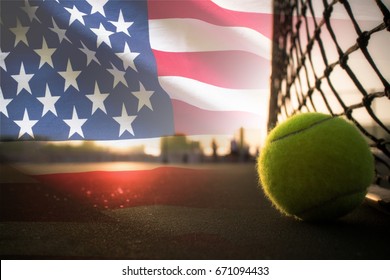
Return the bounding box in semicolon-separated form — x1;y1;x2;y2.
268;0;292;131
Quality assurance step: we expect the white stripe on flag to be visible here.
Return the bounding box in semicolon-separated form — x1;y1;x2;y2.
149;18;271;59
211;0;273;14
158;76;269;115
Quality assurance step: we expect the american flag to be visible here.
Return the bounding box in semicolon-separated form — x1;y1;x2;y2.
0;0;272;141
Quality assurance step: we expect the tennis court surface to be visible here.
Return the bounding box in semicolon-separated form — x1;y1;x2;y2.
1;163;389;259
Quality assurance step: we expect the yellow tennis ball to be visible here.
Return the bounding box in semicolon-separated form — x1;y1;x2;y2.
258;113;375;221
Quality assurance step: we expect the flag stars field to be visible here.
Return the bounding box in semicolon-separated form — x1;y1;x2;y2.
79;41;100;66
115;42;139;72
86;0;109;17
63;107;88;139
0;49;10;71
91;23;114;48
2;0;167;140
21;0;41;23
113;104;137;137
109;9;134;36
86;82;109;114
65;5;88;26
11;63;34;95
0;90;12;118
37;84;60;117
107;62;128;88
14;109;39;139
33;38;56;68
58;60;82;92
9;18;30;47
132;82;154;112
49;18;71;44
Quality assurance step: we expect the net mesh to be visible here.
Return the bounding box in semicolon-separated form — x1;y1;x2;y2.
270;0;390;188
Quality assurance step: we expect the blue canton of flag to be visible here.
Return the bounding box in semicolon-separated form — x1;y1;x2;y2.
0;0;174;140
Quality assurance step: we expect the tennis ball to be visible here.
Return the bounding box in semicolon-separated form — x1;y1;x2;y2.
258;112;374;221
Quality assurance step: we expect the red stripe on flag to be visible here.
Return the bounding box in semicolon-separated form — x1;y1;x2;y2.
147;0;273;38
153;50;270;89
172;100;261;135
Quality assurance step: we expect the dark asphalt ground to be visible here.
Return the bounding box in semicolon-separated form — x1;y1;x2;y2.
1;163;390;259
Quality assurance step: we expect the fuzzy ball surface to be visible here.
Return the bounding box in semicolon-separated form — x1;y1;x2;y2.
257;113;374;221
